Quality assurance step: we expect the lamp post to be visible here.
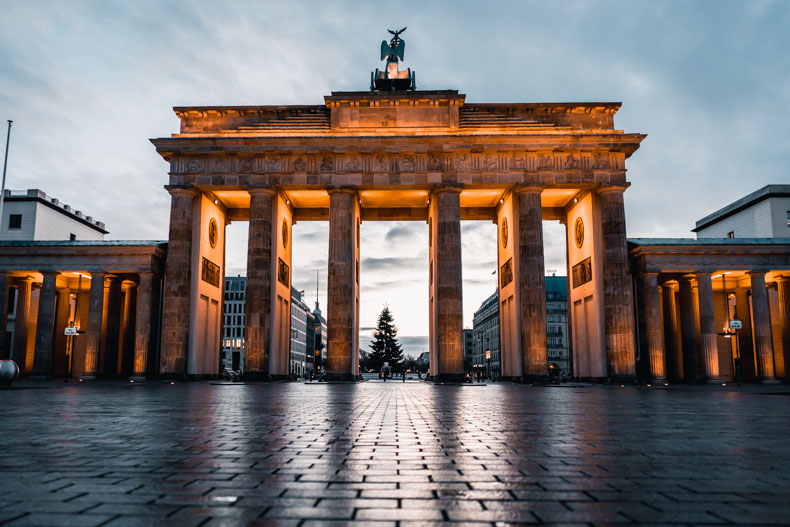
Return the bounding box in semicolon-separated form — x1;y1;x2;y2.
0;120;12;235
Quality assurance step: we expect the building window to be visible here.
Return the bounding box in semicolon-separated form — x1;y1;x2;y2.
69;233;77;241
8;214;21;229
727;231;734;238
787;211;790;226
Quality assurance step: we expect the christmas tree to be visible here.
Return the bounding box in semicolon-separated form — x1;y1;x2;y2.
368;306;404;372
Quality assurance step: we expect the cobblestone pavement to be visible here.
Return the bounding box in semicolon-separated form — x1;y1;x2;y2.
1;381;790;526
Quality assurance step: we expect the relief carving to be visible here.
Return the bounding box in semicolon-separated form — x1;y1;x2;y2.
510;154;526;169
592;153;610;169
239;158;254;172
538;155;553;169
185;158;204;174
373;155;388;172
264;155;281;172
346;155;361;172
564;155;580;169
482;155;498;170
293;157;307;172
320;156;334;172
211;158;230;172
400;155;416;172
427;153;443;171
455;154;471;170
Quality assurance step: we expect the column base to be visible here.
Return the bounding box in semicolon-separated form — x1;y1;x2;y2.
129;375;147;382
433;373;468;384
706;379;724;384
242;371;271;382
324;372;357;382
80;375;96;381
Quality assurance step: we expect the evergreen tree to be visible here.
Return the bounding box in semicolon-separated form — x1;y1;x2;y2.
368;306;404;372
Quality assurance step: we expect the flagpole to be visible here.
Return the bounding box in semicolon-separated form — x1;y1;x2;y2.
0;120;13;236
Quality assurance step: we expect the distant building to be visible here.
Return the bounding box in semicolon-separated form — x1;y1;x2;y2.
471;276;570;378
222;276;246;371
693;184;790;239
471;291;499;378
1;189;107;241
309;299;327;374
463;328;474;369
290;287;310;377
546;276;570;376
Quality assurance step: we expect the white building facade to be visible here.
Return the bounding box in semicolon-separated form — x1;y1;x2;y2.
1;189;107;241
693;185;790;239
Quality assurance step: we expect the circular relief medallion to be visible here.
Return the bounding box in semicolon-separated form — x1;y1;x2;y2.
282;219;289;248
501;217;509;249
574;217;584;248
208;218;218;249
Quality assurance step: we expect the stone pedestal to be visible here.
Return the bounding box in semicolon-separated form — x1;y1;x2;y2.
516;186;547;380
132;273;154;380
83;272;106;380
160;188;196;377
326;188;358;382
695;273;720;382
244;188;275;380
643;273;666;381
32;272;59;377
749;272;777;383
598;187;636;379
433;187;464;383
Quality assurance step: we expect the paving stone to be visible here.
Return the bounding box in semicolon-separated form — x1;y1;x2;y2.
0;381;789;526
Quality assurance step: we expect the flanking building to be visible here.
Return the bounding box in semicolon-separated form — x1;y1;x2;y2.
222;275;246;371
693;184;790;239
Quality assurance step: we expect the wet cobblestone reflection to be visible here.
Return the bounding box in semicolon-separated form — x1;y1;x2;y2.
1;381;789;526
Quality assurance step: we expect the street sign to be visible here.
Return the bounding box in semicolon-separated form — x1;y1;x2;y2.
64;327;78;336
729;320;743;330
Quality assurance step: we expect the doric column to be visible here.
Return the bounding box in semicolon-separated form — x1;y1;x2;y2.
244;187;275;379
103;277;123;377
11;277;32;368
83;271;106;379
749;272;777;382
160;188;197;376
642;273;666;381
734;288;756;381
661;282;682;380
695;272;720;382
597;187;636;378
326;187;357;381
0;272;8;360
32;272;59;377
777;277;790;382
132;273;154;380
53;288;71;377
678;278;699;381
516;186;547;379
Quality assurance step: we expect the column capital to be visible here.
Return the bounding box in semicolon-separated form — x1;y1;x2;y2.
164;186;199;198
247;186;276;196
327;185;357;196
747;270;768;277
41;271;60;278
597;184;630;196
514;184;544;194
432;184;462;195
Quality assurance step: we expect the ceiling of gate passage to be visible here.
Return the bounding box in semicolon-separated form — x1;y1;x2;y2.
212;188;580;222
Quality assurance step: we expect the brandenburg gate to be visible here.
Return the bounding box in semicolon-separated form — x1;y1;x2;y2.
151;86;645;382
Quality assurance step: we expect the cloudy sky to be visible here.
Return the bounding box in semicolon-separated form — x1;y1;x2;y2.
2;1;788;356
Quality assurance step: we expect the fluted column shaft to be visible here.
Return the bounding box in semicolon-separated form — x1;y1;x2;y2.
132;273;154;379
83;272;106;379
643;273;666;380
749;272;776;382
326;188;356;381
32;272;59;376
598;187;636;378
0;272;8;360
778;278;790;382
678;279;699;381
695;272;720;382
433;187;464;381
160;188;197;376
11;277;32;368
661;282;682;380
244;188;275;378
516;186;547;378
